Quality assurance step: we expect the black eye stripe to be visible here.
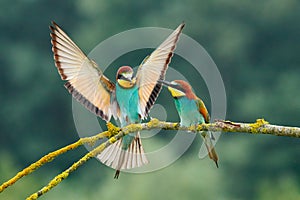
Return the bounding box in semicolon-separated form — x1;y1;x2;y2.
117;74;122;80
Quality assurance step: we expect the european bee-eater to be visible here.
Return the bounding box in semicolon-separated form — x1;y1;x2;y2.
159;80;219;167
50;22;184;178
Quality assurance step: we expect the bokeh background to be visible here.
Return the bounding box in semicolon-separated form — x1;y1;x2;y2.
1;0;300;199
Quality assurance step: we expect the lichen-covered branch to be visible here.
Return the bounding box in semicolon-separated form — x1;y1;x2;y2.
208;119;300;137
26;124;122;200
122;118;300;138
1;118;299;199
0;130;110;193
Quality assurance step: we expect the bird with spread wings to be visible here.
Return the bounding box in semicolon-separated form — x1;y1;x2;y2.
50;21;184;178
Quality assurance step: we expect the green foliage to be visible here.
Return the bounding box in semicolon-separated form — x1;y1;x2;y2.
0;0;299;199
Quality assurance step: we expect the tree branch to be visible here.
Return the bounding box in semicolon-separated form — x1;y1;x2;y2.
0;118;299;199
0;130;111;193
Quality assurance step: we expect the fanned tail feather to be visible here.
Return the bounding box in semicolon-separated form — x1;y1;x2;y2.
97;132;148;178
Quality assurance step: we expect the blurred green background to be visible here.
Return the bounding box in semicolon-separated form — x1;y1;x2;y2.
1;0;300;199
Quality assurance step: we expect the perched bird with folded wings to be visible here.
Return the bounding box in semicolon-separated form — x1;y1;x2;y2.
50;21;184;178
159;80;219;167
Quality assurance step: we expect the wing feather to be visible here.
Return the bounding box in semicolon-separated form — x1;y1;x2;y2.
196;98;210;123
50;21;117;121
136;23;185;118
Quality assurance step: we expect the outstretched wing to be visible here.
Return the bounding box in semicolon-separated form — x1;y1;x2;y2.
136;23;185;119
50;21;117;121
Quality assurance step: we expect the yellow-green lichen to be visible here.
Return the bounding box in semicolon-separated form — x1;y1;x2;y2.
173;122;180;128
106;122;121;137
196;123;209;132
123;124;142;134
108;137;117;144
249;118;269;133
188;124;197;132
148;118;160;127
26;193;38;200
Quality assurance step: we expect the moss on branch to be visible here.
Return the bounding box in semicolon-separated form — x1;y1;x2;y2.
0;118;299;199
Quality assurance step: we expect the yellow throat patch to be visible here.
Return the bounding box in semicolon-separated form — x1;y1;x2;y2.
168;87;185;97
117;78;136;88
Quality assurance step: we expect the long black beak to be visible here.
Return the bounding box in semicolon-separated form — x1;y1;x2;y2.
157;80;176;88
124;77;132;82
117;73;133;82
119;76;132;82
